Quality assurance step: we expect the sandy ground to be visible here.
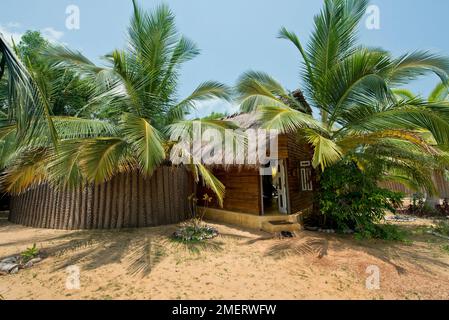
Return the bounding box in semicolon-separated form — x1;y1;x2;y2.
1;215;449;300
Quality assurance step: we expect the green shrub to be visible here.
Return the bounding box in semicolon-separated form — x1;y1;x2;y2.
355;224;408;242
172;225;218;243
319;161;404;232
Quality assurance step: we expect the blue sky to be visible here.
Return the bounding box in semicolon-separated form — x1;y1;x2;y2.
1;0;448;117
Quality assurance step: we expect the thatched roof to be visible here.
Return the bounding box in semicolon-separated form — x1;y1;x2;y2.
197;89;312;170
292;89;313;115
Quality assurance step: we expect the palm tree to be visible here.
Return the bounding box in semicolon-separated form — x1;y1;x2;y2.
236;0;449;196
0;32;58;147
1;33;126;197
0;1;233;205
393;82;449;205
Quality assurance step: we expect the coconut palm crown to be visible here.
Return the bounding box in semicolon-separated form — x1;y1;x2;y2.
0;1;232;204
236;0;449;194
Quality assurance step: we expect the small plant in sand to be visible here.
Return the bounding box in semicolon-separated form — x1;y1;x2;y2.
21;244;39;263
173;193;219;243
0;244;43;275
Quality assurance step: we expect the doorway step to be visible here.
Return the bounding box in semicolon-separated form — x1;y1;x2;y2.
262;220;302;233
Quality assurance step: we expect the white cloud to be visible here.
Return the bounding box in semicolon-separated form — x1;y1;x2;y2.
0;25;65;45
41;27;64;43
7;22;21;28
0;24;23;44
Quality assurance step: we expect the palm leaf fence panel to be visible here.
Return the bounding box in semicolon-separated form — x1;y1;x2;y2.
380;171;449;199
9;166;193;230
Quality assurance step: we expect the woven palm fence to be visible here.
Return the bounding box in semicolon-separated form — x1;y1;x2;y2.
380;171;449;199
9;166;193;230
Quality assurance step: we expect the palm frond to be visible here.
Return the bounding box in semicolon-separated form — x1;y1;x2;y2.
53;117;117;139
278;27;314;85
388;51;449;85
259;105;324;133
322;48;391;125
304;128;342;170
306;0;369;81
78;138;129;183
120;113;165;175
347;104;449;145
167;81;232;123
338;130;438;155
236;71;289;113
0;148;50;194
429;82;449;102
46;139;84;188
192;162;225;207
393;88;416;100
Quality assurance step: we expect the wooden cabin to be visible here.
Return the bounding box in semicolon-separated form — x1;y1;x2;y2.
198;113;315;232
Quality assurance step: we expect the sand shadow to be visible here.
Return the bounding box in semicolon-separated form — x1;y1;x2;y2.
265;235;329;259
0;224;176;278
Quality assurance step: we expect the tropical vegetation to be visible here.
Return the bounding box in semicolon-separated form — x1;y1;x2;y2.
236;0;449;233
1;0;449;238
0;0;234;204
318;161;404;229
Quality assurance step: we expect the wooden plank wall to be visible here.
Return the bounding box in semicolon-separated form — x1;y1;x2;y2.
9;167;193;230
284;134;315;214
200;167;262;215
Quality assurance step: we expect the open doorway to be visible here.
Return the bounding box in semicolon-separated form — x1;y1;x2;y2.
261;160;288;215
